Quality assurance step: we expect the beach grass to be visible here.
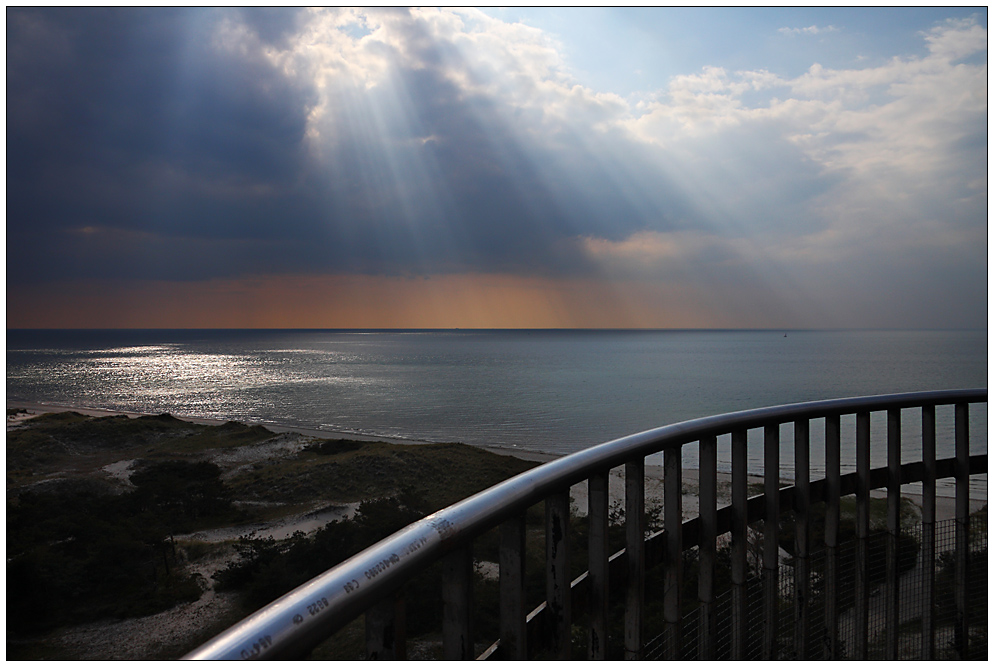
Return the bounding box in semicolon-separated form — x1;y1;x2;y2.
6;411;277;488
5;408;540;659
228;439;537;511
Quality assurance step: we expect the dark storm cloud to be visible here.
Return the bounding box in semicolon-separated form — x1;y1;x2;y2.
8;8;322;282
7;7;703;285
7;7;986;333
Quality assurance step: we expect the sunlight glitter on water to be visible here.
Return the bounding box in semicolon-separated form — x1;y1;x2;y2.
7;330;987;475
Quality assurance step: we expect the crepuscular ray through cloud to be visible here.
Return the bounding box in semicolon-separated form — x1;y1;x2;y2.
6;8;987;329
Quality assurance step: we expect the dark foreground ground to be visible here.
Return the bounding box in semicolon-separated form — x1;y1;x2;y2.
7;405;985;659
6;407;539;659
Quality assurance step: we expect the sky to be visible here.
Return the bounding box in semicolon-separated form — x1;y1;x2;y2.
6;7;988;329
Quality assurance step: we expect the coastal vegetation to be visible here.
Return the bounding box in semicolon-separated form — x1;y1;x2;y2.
7;411;274;488
9;459;230;633
6;410;537;659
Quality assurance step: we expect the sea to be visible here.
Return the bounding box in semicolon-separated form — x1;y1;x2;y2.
5;329;987;495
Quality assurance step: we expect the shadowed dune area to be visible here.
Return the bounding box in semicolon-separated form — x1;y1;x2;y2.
6;403;983;659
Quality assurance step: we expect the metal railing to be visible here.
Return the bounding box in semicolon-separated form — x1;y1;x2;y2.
184;389;987;660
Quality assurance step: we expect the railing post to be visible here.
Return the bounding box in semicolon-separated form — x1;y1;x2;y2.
442;545;474;660
762;424;780;660
698;435;717;660
588;472;609;660
854;411;870;660
954;403;970;659
885;408;901;659
729;429;748;660
920;405;936;659
546;491;571;659
823;414;841;659
625;459;645;659
365;590;406;660
793;419;810;659
662;445;682;659
499;514;527;659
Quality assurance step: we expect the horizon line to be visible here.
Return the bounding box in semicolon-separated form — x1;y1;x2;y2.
6;326;988;333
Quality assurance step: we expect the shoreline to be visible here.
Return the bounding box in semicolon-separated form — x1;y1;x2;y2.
8;397;578;465
7;398;565;462
6;398;441;446
8;399;984;522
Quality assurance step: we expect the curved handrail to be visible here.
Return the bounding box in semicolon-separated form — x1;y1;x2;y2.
481;450;989;655
183;388;986;660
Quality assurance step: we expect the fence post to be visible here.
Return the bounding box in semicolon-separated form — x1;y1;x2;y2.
499;514;527;659
954;403;970;659
762;424;780;660
823;414;841;659
793;419;810;659
729;429;748;660
920;405;936;659
365;591;406;659
625;459;645;659
885;409;901;659
698;435;717;660
588;472;609;660
442;545;474;660
854;412;870;660
546;491;571;659
663;446;683;659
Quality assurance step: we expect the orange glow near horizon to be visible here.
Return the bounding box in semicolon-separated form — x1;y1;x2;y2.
5;272;789;330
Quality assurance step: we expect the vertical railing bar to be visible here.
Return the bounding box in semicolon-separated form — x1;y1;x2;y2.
624;460;645;659
729;429;748;660
954;403;970;659
442;545;474;660
588;472;609;660
546;491;571;660
762;424;780;660
793;419;810;659
698;435;717;660
854;411;870;660
365;590;406;660
662;445;682;659
884;408;901;659
499;513;527;660
920;405;936;660
823;414;841;660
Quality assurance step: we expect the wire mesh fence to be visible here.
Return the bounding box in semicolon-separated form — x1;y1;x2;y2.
641;514;986;660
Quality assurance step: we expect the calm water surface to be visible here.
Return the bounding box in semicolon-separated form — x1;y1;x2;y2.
6;329;987;490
